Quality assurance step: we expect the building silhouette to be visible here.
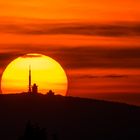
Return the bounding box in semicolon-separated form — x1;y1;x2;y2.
47;90;55;96
32;84;38;94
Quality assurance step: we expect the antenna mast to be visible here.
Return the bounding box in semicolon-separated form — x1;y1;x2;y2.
28;65;31;93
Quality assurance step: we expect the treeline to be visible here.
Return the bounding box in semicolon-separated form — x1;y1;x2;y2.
18;121;58;140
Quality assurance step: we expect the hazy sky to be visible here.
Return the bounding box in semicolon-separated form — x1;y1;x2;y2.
0;0;139;21
0;0;140;105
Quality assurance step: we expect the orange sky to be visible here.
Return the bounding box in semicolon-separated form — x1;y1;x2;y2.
0;0;139;21
0;0;140;106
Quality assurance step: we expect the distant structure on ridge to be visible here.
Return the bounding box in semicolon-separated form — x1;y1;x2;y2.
32;84;38;94
27;65;55;96
28;65;38;94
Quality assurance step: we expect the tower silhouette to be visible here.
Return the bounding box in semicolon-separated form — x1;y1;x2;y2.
28;65;32;93
28;65;38;94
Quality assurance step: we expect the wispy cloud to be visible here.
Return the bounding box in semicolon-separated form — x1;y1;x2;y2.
0;22;140;37
0;46;140;71
72;74;129;79
102;74;129;79
21;54;42;58
0;53;22;68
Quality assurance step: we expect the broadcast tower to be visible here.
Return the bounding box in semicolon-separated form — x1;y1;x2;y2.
28;65;32;93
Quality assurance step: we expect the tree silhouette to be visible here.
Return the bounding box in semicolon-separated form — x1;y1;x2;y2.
19;121;47;140
52;133;59;140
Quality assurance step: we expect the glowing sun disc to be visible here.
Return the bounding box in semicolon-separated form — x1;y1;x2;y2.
1;53;68;96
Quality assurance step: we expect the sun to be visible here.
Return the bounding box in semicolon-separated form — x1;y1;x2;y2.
1;53;68;96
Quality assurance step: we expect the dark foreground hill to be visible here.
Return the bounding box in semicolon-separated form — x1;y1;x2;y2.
0;94;140;140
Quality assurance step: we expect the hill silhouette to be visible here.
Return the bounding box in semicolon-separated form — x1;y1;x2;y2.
0;94;139;140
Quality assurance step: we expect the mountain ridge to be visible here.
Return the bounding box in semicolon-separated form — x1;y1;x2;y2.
0;94;139;140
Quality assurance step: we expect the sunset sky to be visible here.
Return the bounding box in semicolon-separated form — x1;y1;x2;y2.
0;0;140;105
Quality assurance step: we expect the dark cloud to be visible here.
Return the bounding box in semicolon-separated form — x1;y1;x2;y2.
0;46;140;72
72;75;99;79
47;23;140;37
49;47;140;69
102;74;129;79
0;22;140;37
71;74;129;79
0;53;21;68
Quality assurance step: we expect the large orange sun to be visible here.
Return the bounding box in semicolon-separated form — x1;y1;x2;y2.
1;53;68;96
